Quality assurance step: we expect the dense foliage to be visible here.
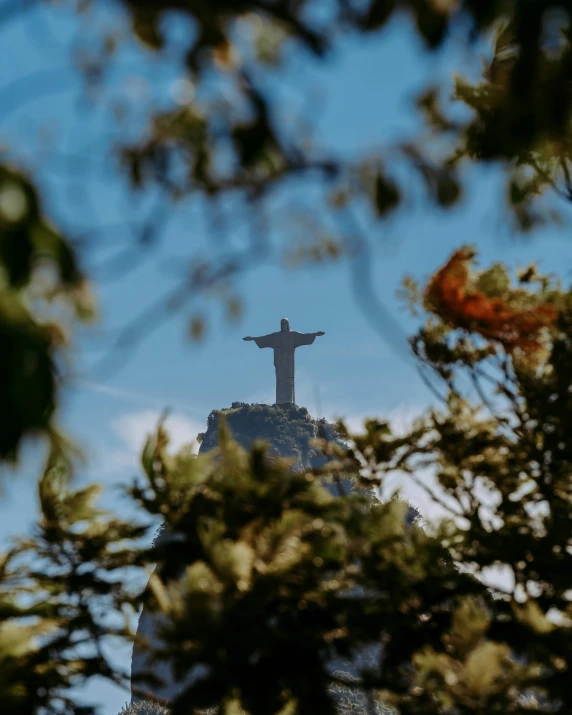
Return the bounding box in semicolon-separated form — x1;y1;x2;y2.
128;416;479;715
131;402;420;707
0;456;145;714
0;165;94;461
91;0;572;232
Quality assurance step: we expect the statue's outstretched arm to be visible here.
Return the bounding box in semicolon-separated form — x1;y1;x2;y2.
244;333;276;348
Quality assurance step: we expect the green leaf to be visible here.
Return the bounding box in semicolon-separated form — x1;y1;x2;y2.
463;642;510;694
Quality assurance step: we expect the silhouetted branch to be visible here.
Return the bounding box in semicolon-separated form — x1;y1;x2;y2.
90;246;266;379
414;364;448;406
91;194;171;281
339;206;413;362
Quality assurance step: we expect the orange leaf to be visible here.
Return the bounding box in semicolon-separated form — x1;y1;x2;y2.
425;250;556;352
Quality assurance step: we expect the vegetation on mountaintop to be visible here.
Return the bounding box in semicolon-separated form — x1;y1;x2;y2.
199;402;346;471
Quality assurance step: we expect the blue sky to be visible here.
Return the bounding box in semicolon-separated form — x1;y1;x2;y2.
2;4;572;712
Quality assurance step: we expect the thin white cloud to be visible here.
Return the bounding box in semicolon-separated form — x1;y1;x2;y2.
314;400;456;524
99;402;514;599
328;402;426;437
75;380;207;417
114;410;203;455
97;394;442;525
103;409;204;476
101;399;520;607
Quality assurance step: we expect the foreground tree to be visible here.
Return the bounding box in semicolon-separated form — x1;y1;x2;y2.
4;4;572;713
4;250;572;713
0;166;94;461
121;249;572;714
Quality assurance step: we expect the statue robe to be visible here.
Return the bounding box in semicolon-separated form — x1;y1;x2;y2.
252;330;318;404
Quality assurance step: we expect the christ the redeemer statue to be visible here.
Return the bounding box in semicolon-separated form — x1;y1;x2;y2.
243;318;325;404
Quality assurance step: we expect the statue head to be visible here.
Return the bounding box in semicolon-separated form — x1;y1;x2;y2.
281;318;290;331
